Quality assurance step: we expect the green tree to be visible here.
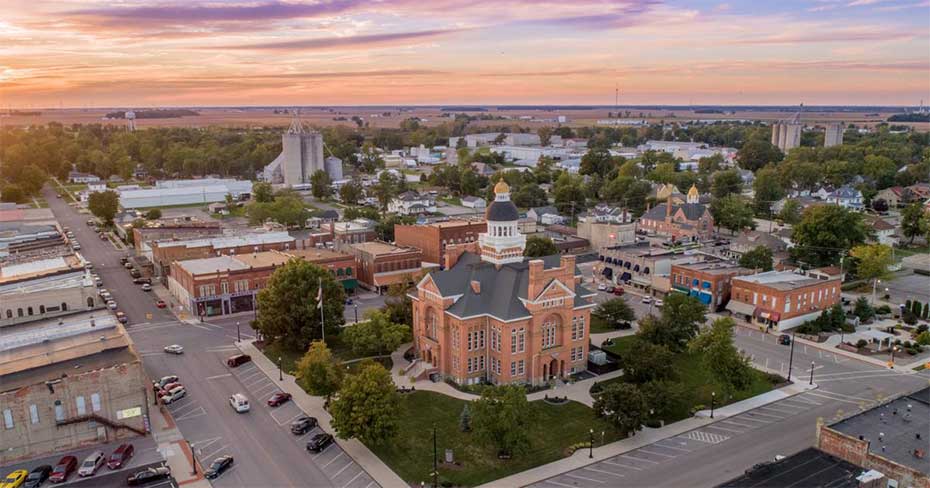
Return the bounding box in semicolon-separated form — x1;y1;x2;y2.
580;148;615;176
593;382;647;434
553;172;586;217
253;181;274;203
459;404;472;432
711;194;756;234
343;205;381;221
512;184;549;208
861;155;897;189
537;127;553;147
330;361;399;445
310;169;333;199
739;246;774;272
698;154;723;174
359;143;384;173
342;309;410;357
253;259;346;349
0;184;27;203
339;180;364;206
524;235;558;257
295;340;343;399
372;171;401;211
592;298;636;329
777;199;802;225
640;380;685;422
850;244;893;283
853;297;875;322
621;339;676;384
901;203;928;244
637;293;706;352
791;205;868;267
689;317;753;393
247;194;310;227
471;385;534;456
88;190;120;225
737;138;782;172
711;169;742;199
752;166;785;216
375;214;414;242
144;208;162;220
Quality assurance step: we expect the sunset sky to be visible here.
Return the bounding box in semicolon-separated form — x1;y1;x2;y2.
1;0;928;107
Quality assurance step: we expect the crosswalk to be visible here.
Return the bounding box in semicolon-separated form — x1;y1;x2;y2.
684;430;729;444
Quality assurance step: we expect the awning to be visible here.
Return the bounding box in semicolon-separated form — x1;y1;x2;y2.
620;272;632;282
341;278;358;290
754;309;781;322
726;300;756;316
643;267;650;275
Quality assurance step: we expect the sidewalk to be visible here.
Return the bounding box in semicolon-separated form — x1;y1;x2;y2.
236;339;407;488
149;397;210;487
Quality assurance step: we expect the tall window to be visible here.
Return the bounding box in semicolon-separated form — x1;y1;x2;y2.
511;328;525;353
426;308;438;339
542;315;559;349
491;326;501;352
571;316;586;341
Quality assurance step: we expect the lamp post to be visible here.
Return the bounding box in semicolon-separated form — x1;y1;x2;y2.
710;392;715;419
236;321;240;343
187;440;197;475
809;361;815;385
354;303;359;324
278;356;283;381
890;346;897;369
787;331;796;382
589;428;594;458
871;279;881;305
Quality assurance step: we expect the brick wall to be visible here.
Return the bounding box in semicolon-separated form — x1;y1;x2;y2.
818;425;930;488
731;278;840;321
395;221;486;265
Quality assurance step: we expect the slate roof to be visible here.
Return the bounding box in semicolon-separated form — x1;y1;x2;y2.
487;199;520;222
531;206;560;217
641;202;708;222
427;252;589;321
830;186;861;199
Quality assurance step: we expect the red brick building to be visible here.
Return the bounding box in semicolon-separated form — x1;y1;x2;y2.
150;232;295;283
131;220;222;257
726;270;841;331
394;219;486;266
344;241;428;293
670;260;753;311
410;180;596;386
638;185;714;240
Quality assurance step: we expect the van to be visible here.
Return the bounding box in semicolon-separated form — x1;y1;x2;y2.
229;393;250;413
78;451;105;477
226;354;251;368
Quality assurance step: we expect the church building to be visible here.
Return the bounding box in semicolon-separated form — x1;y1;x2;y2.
638;184;714;240
409;180;596;386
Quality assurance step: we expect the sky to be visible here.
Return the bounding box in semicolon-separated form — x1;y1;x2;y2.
0;0;928;107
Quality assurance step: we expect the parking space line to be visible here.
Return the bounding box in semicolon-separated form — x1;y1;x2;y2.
542;479;577;488
745;411;785;420
703;424;744;434
274;412;303;427
331;460;356;478
637;448;676;458
175;407;207;422
199;444;229;462
244;376;271;388
583;466;624;478
730;415;769;424
204;373;232;380
343;470;365;488
759;405;794;415
324;451;346;467
719;419;755;429
565;472;604;484
653;442;692;452
253;382;279;396
621;453;659;464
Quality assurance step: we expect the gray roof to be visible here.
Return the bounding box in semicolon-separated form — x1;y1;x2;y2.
641;202;707;221
531;206;559;216
487;200;520;222
427;253;588;321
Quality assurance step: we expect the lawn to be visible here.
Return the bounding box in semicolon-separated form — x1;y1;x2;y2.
598;336;780;422
260;336;394;377
589;315;618;334
367;391;623;487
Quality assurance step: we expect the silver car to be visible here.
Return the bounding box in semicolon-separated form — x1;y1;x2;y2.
78;451;105;477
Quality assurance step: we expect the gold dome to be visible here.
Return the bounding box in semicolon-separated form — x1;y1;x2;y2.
494;178;510;194
687;184;699;198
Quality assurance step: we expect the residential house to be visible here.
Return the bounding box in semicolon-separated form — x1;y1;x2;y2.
388;191;437;216
827;186;864;210
461;196;487;210
527;206;564;225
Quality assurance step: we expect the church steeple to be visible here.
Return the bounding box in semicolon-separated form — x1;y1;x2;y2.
686;184;699;204
479;178;525;265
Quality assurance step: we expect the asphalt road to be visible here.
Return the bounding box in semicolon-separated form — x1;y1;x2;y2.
43;188;378;488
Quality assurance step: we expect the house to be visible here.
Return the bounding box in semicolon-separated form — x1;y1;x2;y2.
388;191;437;215
827;186;864;210
527;206;563;224
670;260;754;310
461;196;487;210
580;203;633;225
863;215;898;246
68;171;101;184
875;187;911;208
726;230;790;264
78;182;109;203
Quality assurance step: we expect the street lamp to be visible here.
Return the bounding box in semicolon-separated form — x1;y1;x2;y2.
890;346;898;369
787;331;796;382
809;361;815;385
236;321;240;343
354;303;359;324
710;392;716;419
278;356;283;381
589;428;594;458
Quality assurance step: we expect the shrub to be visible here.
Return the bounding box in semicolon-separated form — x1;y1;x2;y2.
916;331;930;346
876;305;892;315
855;339;868;348
917;324;929;334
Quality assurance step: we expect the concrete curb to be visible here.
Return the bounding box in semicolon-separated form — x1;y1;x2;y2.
235;339;407;488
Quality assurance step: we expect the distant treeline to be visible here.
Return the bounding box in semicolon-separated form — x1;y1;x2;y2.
440;107;488;112
888;113;930;123
105;109;200;119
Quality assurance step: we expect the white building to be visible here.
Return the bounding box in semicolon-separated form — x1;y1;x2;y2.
389;191;436;215
262;116;326;187
461;196;486;210
78;182;108;203
119;180;252;209
489;145;571;162
68;171;101;184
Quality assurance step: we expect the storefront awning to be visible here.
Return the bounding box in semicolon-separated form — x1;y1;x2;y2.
754;309;781;322
620;272;632;282
726;300;755;316
602;268;613;277
341;278;358;290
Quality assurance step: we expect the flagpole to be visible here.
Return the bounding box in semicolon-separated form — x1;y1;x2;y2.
319;277;325;344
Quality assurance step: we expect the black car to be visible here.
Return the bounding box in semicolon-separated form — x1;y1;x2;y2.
778;334;792;346
132;277;152;285
129;269;141;279
291;416;318;435
306;433;334;453
126;466;171;486
204;455;233;479
23;465;53;488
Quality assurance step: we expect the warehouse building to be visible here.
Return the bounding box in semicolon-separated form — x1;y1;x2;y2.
118;179;252;209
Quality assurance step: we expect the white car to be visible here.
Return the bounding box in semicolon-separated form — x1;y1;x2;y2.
107;300;118;310
229;393;250;413
78;451;105;477
655;299;664;307
160;386;186;404
141;283;152;291
164;344;184;355
641;296;652;304
597;284;607;291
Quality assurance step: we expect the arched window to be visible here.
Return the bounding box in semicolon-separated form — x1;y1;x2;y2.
4;310;10;318
40;305;46;314
426;308;438;339
87;297;94;308
336;268;344;276
345;268;352;276
542;314;560;349
27;307;34;316
61;302;68;311
17;308;23;317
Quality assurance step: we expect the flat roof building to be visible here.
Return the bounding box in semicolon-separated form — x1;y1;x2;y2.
118;179;252;209
670;260;753;311
727;270;841;331
149;231;295;281
344;241;429;293
394;219;486;266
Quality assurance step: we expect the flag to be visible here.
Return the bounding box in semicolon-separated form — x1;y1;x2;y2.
316;280;323;309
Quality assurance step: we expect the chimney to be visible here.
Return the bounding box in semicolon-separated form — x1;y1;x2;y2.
561;254;576;279
527;259;545;298
665;193;673;224
470;280;480;294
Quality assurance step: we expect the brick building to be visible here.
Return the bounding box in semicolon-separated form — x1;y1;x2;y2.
323;219;378;251
638;185;714;240
149;232;295;283
167;249;356;317
0;314;148;463
670;260;753;311
344;241;427;294
726;270;841;331
394;219;486;266
131;220;223;259
410;180;596;386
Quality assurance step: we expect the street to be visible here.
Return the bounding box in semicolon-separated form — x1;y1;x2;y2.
43;188;379;488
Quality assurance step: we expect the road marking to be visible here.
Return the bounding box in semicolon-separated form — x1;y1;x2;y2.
652;441;692;452
788;395;823;406
191;436;223;451
759;406;793;415
330;459;355;478
637;448;676;458
199;443;229;461
603;459;642;470
192;325;212;331
746;410;785;420
564;472;604;484
253;382;279;396
274;412;303;427
817;372;909;383
204;373;232;380
542;479;577;488
583;466;624;478
175;408;207;422
719;419;755;429
730;415;769;424
809;389;874;402
323;451;346;468
683;430;730;444
703;424;744;434
620;453;660;464
342;470;365;488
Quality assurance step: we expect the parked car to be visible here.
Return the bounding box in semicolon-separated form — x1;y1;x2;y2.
141;283;152;292
1;470;28;488
153;375;179;391
159;382;182;394
86;219;95;226
119;257;130;265
107;301;118;310
22;465;52;488
129;269;141;279
267;392;292;407
306;433;334;453
83;262;93;270
605;286;615;293
133;277;151;285
123;262;134;270
203;456;233;480
116;312;128;324
654;299;663;307
290;416;318;435
126;466;171;486
160;386;187;405
229;393;250;413
597;283;607;291
99;233;108;240
72;243;81;251
613;287;625;296
94;278;102;287
778;334;792;346
107;443;134;469
155;299;167;308
164;344;184;354
77;451;105;477
226;354;251;367
641;296;652;304
48;456;77;483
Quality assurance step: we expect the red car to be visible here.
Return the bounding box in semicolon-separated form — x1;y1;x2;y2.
267;392;292;407
613;287;625;296
155;299;167;309
49;456;78;483
107;443;134;469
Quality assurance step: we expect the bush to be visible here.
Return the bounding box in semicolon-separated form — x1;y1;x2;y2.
876;305;892;315
855;339;868;348
916;331;930;346
917;324;929;334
